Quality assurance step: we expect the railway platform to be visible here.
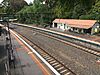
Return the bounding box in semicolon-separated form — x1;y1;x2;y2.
12;23;100;43
9;23;100;75
0;34;6;75
50;28;100;42
0;30;53;75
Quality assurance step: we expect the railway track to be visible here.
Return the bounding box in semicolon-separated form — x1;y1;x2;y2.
11;30;76;75
10;24;100;75
10;24;100;57
32;28;100;57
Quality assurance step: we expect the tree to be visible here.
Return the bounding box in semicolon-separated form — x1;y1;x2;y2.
17;0;100;25
54;0;95;18
1;0;28;14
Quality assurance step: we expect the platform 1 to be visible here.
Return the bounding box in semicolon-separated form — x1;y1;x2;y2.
10;32;53;75
0;34;7;75
0;31;53;75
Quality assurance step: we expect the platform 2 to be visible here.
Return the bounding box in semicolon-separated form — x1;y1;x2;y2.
12;23;100;43
50;28;100;42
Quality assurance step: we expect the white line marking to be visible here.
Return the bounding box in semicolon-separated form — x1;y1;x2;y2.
11;30;60;75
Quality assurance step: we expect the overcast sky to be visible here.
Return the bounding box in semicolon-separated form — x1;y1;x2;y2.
0;0;3;3
24;0;33;4
0;0;33;4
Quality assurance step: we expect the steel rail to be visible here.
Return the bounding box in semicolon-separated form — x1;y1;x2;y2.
11;30;76;75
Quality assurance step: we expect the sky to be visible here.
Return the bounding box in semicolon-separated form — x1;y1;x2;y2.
0;0;33;4
0;0;3;3
24;0;33;4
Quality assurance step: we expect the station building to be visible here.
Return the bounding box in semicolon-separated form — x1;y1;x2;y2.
52;19;100;34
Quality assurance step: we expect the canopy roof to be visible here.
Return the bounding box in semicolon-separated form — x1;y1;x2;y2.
53;19;97;29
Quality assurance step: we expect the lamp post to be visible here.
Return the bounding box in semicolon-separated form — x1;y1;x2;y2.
40;1;45;26
0;16;15;75
96;12;99;22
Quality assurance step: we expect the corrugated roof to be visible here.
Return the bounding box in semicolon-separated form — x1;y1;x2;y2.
53;19;97;29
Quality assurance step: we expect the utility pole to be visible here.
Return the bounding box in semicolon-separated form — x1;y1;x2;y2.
2;16;15;75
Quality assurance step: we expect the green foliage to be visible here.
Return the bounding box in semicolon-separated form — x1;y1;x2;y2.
1;0;99;25
1;0;28;14
89;0;100;20
71;5;85;19
79;15;92;20
0;7;4;13
17;0;54;25
17;6;35;24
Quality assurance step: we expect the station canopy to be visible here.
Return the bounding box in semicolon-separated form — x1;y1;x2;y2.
53;19;97;29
